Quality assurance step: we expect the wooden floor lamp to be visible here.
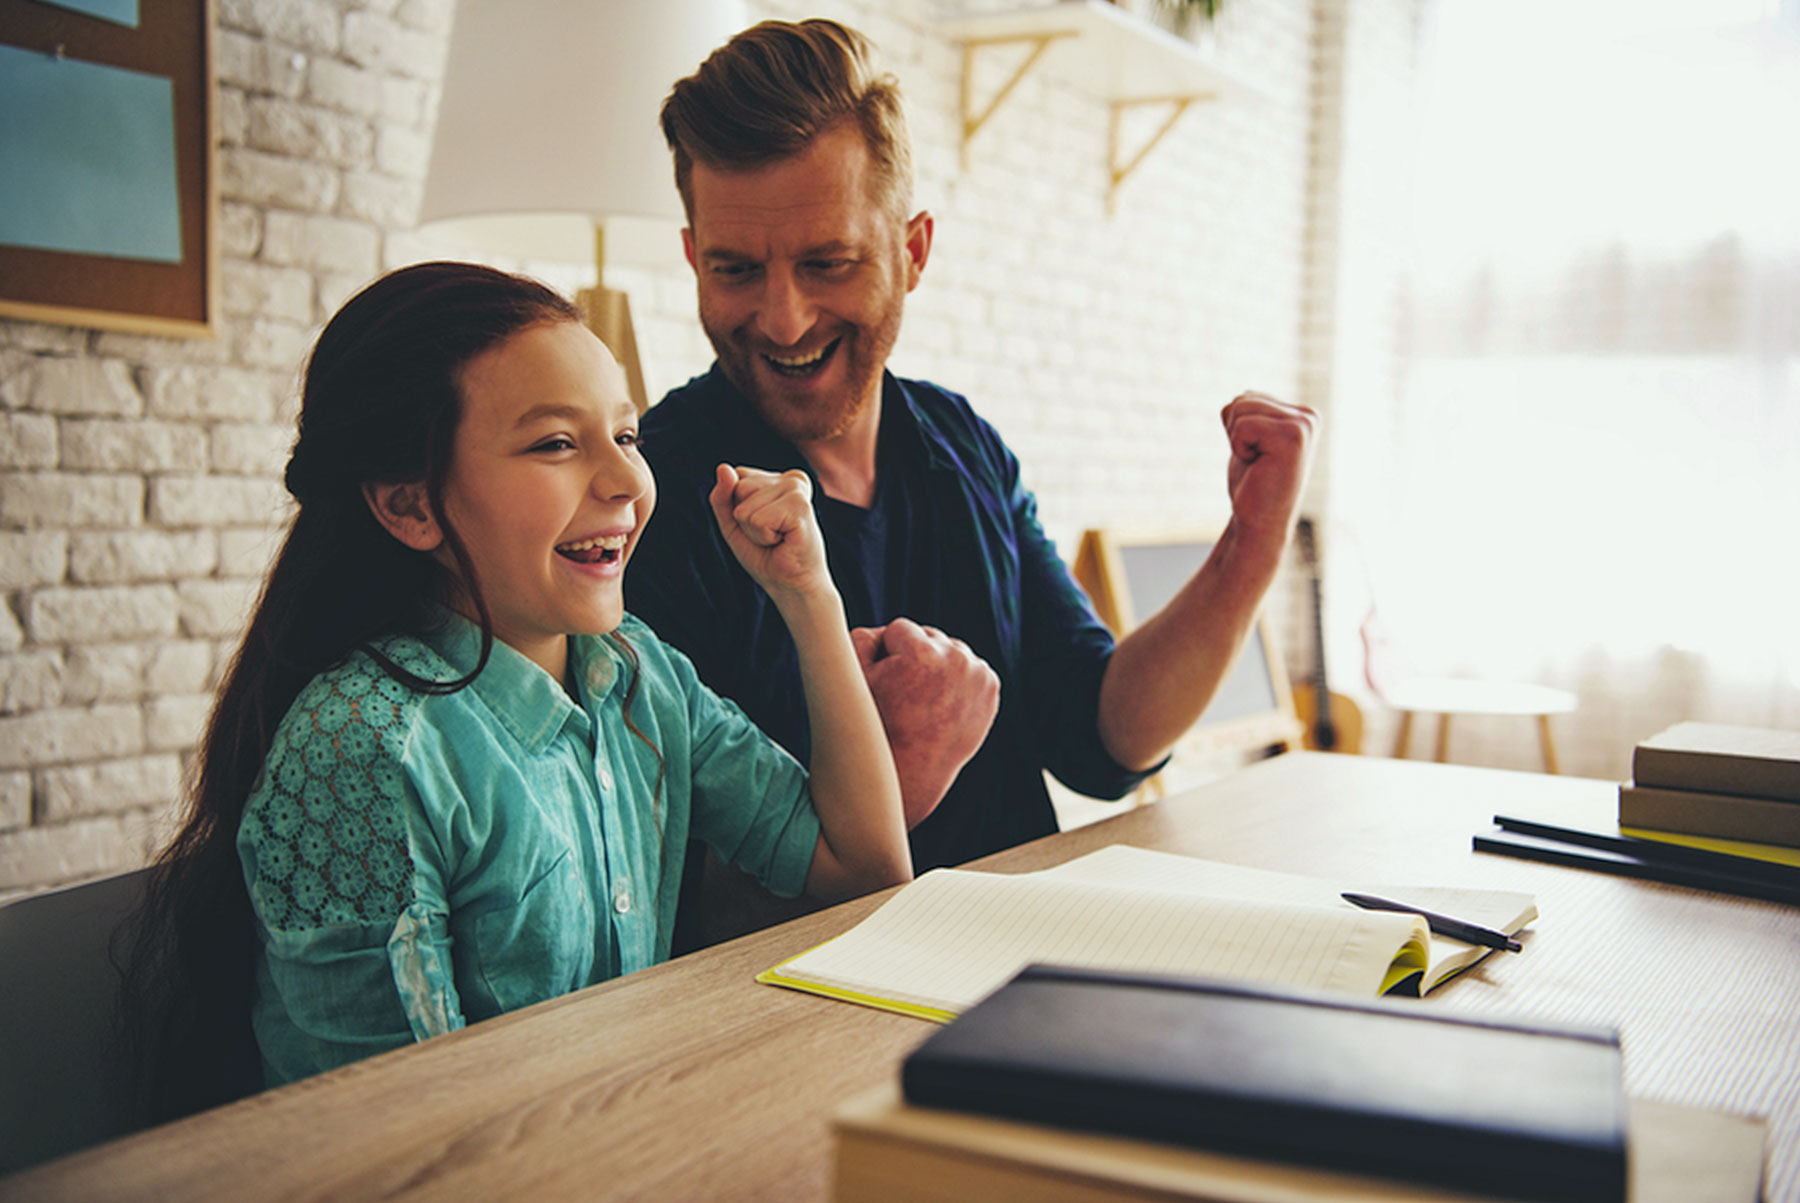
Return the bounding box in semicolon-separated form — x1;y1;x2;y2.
577;227;648;415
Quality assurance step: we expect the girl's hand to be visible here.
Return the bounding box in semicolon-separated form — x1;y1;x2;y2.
710;462;909;899
708;464;830;601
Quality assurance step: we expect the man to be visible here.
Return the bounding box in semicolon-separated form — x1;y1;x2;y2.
627;19;1317;944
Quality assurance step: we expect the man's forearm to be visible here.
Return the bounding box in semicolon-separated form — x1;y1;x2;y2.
1095;517;1289;770
887;732;972;829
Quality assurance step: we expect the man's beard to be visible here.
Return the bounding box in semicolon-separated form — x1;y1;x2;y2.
705;307;902;447
742;345;874;444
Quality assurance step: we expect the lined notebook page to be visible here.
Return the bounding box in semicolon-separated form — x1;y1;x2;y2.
1039;845;1538;991
1043;844;1535;924
774;865;1425;1012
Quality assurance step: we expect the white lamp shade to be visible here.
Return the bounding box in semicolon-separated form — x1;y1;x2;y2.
420;0;747;229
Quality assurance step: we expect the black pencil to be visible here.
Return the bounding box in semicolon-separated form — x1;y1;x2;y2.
1342;892;1522;952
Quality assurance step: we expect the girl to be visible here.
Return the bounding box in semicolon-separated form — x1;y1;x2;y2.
127;261;910;1118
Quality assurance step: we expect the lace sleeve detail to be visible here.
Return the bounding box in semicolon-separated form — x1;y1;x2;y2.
242;656;425;933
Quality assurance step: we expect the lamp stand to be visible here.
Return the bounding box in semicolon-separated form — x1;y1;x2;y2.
577;225;649;414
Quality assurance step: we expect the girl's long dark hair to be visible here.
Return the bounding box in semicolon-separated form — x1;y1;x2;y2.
123;262;583;1121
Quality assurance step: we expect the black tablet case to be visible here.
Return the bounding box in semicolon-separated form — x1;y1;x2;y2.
901;965;1626;1203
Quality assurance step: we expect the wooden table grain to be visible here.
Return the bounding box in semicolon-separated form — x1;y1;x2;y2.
6;753;1796;1201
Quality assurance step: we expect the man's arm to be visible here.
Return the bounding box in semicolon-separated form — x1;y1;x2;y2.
852;619;999;829
1097;392;1319;771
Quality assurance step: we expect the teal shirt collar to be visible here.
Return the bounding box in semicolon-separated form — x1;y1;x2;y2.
417;612;626;754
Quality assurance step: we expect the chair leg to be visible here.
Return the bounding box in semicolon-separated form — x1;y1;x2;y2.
1393;710;1414;759
1537;713;1561;774
1433;714;1452;763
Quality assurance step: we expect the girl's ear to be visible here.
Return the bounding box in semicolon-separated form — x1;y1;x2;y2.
363;481;444;551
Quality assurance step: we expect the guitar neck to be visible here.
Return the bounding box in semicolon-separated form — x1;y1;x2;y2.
1296;519;1337;751
1307;576;1337;749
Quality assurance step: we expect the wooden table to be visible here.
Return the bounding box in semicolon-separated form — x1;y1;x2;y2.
6;753;1797;1201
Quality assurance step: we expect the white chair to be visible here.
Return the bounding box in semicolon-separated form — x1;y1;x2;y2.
1361;607;1577;773
0;867;154;1174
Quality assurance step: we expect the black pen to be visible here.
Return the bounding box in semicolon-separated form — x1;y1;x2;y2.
1341;892;1522;952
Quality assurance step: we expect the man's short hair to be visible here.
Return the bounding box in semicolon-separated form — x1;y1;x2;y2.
660;18;914;225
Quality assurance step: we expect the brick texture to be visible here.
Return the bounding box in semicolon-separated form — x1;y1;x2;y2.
0;413;57;469
0;812;167;896
0;771;28;833
36;755;185;822
0;533;67;590
23;585;181;644
0;650;62;714
0;473;143;529
150;476;289;527
59;419;209;474
68;531;219;585
0;704;143;771
30;357;143;417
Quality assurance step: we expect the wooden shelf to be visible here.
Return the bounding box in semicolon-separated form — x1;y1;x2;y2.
942;0;1262;208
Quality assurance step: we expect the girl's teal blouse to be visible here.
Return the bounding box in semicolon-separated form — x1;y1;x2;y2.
235;613;822;1086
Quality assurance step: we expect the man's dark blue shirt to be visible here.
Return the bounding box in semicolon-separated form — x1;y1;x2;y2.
625;365;1152;875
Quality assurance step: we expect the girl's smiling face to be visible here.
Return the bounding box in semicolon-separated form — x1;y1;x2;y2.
438;319;654;679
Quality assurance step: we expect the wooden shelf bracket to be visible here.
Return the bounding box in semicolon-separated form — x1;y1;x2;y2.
957;31;1077;168
1107;93;1209;212
943;2;1262;210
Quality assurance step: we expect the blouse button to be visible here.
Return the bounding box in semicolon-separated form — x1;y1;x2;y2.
597;762;614;792
612;881;632;914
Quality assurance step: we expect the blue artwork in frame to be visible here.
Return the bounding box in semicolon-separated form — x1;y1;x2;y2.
0;43;182;264
37;0;140;27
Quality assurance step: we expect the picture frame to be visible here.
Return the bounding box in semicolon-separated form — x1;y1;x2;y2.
0;0;217;337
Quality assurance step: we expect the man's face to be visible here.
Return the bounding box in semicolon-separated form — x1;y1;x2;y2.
683;123;931;446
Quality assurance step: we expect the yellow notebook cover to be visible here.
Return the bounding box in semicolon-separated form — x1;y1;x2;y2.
1619;826;1800;868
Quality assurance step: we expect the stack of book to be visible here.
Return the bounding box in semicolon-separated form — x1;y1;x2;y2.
1622;722;1800;856
1472;723;1800;901
832;966;1767;1203
1468;723;1792;900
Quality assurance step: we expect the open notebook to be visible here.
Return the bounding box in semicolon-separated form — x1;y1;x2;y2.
759;845;1537;1022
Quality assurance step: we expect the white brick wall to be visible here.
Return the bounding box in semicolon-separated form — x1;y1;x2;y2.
0;475;144;529
29;357;145;417
0;0;1432;895
37;755;186;823
0;533;68;591
0;0;453;891
0;704;145;771
0;772;29;832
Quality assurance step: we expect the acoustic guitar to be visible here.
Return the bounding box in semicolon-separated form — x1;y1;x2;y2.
1292;518;1364;754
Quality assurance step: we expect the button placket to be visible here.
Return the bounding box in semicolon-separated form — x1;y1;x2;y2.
591;727;635;950
579;643;652;971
